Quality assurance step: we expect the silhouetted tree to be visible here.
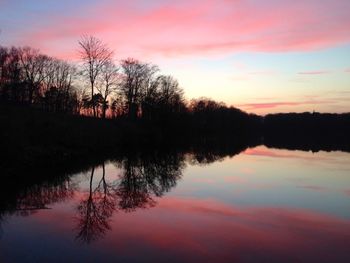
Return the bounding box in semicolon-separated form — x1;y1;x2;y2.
110;96;123;118
78;36;113;117
154;74;186;120
42;59;78;113
96;60;119;118
119;58;159;119
18;47;49;104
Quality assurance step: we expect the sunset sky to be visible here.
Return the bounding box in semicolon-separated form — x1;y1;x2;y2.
1;0;349;114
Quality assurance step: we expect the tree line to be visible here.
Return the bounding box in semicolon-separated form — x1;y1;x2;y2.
2;35;348;143
0;36;257;126
0;45;79;113
0;36;186;119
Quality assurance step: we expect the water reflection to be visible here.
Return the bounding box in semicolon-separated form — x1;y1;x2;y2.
0;149;226;243
0;175;76;237
115;152;185;210
1;144;350;262
75;152;184;243
75;165;116;243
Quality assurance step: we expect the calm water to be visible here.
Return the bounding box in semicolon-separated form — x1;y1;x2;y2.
1;146;350;262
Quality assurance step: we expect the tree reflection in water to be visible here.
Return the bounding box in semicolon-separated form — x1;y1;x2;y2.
75;165;118;243
75;152;185;243
0;148;238;243
0;175;77;239
16;181;76;216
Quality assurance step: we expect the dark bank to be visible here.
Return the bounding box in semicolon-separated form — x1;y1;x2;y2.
1;102;350;178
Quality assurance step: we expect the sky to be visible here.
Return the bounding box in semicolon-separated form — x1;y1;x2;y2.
0;0;349;114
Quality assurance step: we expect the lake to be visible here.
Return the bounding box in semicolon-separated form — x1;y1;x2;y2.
1;145;350;262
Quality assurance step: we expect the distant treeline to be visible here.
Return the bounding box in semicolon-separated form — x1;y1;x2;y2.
263;112;350;152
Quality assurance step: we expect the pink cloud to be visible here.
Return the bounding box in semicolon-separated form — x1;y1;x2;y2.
238;93;350;113
11;0;350;59
298;71;331;75
241;102;302;110
238;99;332;110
